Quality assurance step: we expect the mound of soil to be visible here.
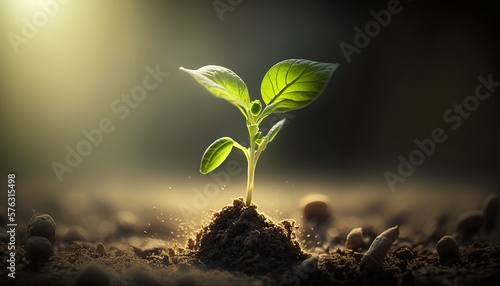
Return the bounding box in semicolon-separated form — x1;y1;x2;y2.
191;198;307;276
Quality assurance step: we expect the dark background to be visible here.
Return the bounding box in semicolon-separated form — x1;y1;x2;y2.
1;0;499;188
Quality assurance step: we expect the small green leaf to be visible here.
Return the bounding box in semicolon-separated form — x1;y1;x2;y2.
180;65;250;119
260;59;338;119
259;118;286;150
200;137;234;174
265;118;286;143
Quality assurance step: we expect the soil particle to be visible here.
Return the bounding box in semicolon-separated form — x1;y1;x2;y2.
394;246;414;262
193;198;307;276
96;242;107;257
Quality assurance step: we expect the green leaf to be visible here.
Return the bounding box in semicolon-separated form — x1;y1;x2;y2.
259;59;338;119
258;118;286;148
200;137;234;174
180;65;250;119
266;118;286;143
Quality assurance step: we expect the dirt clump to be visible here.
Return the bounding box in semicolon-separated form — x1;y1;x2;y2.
192;198;307;276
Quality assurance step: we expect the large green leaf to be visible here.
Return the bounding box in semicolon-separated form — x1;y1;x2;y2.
260;59;338;119
180;65;250;119
200;137;234;174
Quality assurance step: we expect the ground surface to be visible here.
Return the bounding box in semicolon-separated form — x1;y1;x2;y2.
1;176;499;285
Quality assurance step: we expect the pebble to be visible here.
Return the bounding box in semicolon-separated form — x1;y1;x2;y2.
27;213;56;245
300;194;332;222
436;235;459;262
456;210;485;234
482;193;500;229
25;236;53;262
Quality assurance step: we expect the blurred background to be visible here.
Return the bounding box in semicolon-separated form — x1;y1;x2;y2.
0;0;499;228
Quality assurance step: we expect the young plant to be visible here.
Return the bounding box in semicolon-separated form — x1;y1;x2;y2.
180;59;338;206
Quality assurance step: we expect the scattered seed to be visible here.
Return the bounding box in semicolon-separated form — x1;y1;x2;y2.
25;236;53;263
436;235;459;262
300;194;332;223
27;213;56;245
456;210;485;234
360;225;399;272
345;227;364;251
482;193;500;229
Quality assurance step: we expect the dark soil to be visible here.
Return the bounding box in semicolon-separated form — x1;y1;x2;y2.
192;198;306;277
2;189;500;286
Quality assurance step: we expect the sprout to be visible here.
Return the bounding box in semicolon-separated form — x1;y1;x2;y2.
180;59;338;206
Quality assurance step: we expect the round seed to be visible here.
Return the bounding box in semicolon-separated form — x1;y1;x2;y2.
436;235;459;262
27;213;56;245
25;236;53;262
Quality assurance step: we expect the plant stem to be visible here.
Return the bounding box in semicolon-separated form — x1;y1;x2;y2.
245;121;258;206
245;154;256;206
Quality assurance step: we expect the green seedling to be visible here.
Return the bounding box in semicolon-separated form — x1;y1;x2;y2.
180;59;338;206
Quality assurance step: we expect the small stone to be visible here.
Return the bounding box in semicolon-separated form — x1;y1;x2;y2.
482;194;500;229
27;213;56;245
456;210;485;234
300;194;331;222
436;235;459;262
25;236;53;262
